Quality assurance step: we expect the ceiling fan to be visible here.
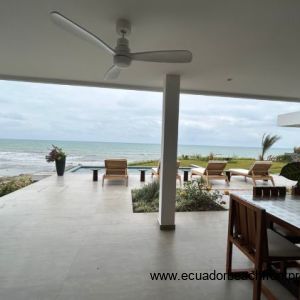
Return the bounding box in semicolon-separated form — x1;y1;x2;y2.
50;11;193;80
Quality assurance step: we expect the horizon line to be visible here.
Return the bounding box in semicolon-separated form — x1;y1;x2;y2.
0;137;292;150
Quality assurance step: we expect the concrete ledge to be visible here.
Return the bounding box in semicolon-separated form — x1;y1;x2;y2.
32;172;55;181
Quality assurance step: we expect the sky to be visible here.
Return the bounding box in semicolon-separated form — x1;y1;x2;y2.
0;79;300;148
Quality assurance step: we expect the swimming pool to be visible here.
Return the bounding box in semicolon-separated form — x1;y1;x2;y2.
70;165;191;175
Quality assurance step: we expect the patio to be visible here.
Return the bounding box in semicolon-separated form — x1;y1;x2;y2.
1;1;300;298
0;173;297;299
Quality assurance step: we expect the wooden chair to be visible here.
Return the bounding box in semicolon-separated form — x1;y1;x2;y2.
228;161;275;186
190;160;228;187
253;186;286;198
151;161;182;185
102;159;128;187
226;194;300;300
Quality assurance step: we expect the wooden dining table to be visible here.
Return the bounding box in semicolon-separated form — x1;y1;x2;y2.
231;193;300;236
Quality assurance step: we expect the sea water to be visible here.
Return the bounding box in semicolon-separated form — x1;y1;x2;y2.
0;139;291;176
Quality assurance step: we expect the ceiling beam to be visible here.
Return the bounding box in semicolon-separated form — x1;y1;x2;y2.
1;73;300;103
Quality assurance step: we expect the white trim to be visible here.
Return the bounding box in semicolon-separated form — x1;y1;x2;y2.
0;74;300;102
278;111;300;127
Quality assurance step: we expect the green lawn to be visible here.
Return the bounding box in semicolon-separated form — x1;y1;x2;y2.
129;159;287;174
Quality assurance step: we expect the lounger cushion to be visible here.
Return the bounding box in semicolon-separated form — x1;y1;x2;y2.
152;167;158;174
228;168;249;176
191;167;206;175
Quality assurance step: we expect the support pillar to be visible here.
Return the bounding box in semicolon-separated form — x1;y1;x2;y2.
158;74;180;230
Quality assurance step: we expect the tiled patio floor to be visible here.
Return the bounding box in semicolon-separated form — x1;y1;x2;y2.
0;173;297;300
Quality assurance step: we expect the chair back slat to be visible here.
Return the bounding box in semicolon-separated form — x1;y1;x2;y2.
230;195;267;257
206;161;227;175
238;204;250;246
105;159;127;175
246;209;257;250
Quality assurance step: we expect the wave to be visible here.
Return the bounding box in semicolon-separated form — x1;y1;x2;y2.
0;139;291;176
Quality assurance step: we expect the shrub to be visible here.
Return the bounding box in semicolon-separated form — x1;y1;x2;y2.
280;162;300;187
188;154;207;161
133;198;159;213
266;155;277;161
274;154;292;162
176;178;225;211
132;180;159;203
208;152;215;160
294;147;300;154
0;176;33;197
132;178;225;213
223;157;233;162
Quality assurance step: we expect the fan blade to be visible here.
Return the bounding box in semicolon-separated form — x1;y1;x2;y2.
130;50;192;63
50;11;115;55
104;65;121;80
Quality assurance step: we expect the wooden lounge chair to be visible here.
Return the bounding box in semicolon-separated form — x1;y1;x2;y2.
190;160;228;187
102;159;128;187
227;194;300;300
151;161;182;185
228;161;275;186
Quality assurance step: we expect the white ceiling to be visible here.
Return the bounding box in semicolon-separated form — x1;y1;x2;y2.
1;0;300;101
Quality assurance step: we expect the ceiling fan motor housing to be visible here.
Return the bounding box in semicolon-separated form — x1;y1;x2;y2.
114;55;131;68
114;37;131;67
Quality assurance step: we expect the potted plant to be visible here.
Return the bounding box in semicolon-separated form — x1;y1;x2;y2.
46;145;67;176
280;162;300;195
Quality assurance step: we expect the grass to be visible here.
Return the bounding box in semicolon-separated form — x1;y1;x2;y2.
129;158;287;174
129;160;158;167
0;175;33;197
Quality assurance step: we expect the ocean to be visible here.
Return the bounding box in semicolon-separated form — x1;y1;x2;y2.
0;139;291;176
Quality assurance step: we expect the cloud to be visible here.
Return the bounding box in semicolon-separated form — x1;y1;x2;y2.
0;112;25;121
0;79;300;147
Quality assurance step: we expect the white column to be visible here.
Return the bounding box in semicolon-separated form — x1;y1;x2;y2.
158;74;180;230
